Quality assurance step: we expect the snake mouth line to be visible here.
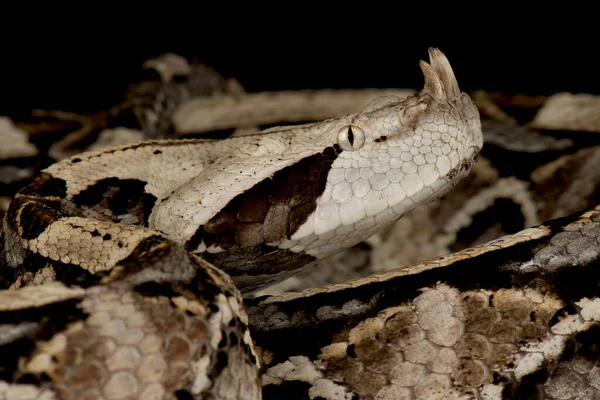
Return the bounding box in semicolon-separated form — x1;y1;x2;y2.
444;146;481;181
468;145;482;160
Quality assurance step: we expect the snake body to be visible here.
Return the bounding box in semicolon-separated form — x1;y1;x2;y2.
250;207;600;399
6;48;599;400
0;49;483;399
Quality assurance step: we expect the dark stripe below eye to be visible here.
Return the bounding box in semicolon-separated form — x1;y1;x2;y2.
185;148;338;282
72;177;157;226
185;149;338;253
18;173;68;199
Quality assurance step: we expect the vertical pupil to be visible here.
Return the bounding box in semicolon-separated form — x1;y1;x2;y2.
347;127;354;146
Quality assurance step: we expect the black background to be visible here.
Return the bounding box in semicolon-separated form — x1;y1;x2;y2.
1;12;596;115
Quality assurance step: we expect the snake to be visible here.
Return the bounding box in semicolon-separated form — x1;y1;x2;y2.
1;48;599;400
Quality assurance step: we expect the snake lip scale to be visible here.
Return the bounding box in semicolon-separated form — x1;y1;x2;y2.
0;48;485;399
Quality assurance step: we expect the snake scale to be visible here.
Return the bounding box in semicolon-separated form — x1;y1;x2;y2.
1;48;600;399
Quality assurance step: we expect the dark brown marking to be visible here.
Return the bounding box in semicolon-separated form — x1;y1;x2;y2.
107;235;174;281
447;164;461;180
234;223;264;247
49;260;103;288
3;242;109;289
290;182;313;208
185;149;338;253
504;326;598;398
289;203;314;233
575;323;600;346
263;205;290;242
18;173;67;199
175;390;194;400
289;167;309;185
323;146;336;159
549;304;577;327
268;181;293;204
214;231;237;248
0;298;87;383
72;178;157;226
135;253;233;304
204;212;236;233
262;382;313;400
447;156;478;181
346;344;357;358
214;351;229;374
7;197;63;241
0;235;172;292
451;198;526;252
228;331;239;345
239;328;258;367
237;197;269;222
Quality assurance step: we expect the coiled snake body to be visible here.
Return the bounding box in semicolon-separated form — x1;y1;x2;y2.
3;49;594;399
0;48;481;399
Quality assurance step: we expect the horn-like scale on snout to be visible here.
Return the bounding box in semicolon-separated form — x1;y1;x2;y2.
419;48;461;101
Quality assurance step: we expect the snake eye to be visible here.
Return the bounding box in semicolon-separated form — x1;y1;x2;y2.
337;125;365;151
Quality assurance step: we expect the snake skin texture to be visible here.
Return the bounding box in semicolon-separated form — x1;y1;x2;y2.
0;49;483;399
251;206;600;399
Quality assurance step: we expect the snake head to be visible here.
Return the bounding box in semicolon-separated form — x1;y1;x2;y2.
288;48;483;258
148;48;483;291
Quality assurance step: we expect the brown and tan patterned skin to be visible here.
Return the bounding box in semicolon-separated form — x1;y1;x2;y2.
0;49;484;399
6;47;600;400
0;249;260;400
251;206;600;399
